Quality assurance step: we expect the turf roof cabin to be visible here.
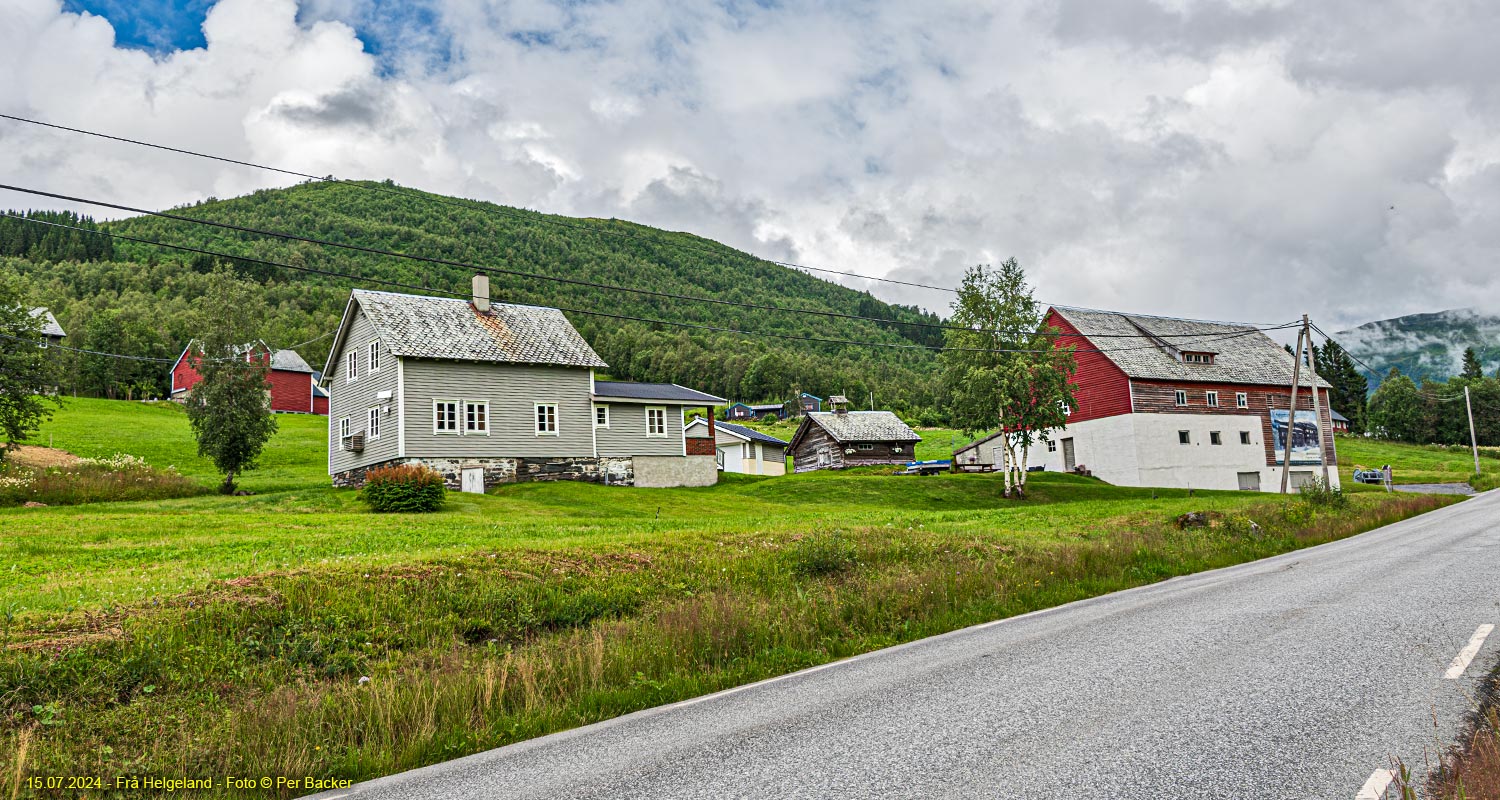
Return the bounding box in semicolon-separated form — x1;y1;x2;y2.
788;397;922;472
321;277;725;490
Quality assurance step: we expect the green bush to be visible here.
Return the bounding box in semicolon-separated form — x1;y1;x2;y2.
760;413;781;425
1297;477;1348;509
786;531;858;577
360;465;446;513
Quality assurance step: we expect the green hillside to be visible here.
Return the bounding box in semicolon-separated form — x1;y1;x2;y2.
1;181;950;419
1338;308;1500;386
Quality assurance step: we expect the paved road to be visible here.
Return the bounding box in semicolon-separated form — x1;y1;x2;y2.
311;491;1500;800
1396;483;1476;496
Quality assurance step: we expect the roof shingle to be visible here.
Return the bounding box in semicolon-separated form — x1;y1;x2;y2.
801;411;921;444
349;290;607;369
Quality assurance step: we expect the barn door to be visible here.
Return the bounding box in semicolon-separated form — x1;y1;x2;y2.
460;466;485;494
1062;438;1076;471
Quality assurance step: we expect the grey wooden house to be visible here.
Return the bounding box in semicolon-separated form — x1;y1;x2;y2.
788;406;922;472
322;278;725;490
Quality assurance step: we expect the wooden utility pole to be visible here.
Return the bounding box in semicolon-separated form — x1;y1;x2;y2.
1306;319;1331;486
1467;385;1481;477
1279;323;1306;494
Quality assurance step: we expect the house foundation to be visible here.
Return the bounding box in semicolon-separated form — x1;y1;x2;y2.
332;456;637;490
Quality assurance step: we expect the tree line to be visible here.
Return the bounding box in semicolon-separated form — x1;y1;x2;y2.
1366;347;1500;446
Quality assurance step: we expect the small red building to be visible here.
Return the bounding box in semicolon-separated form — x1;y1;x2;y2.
170;339;325;414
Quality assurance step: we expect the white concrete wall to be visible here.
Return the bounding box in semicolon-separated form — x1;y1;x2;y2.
714;440;786;476
717;441;745;472
635;455;718;488
1036;412;1340;492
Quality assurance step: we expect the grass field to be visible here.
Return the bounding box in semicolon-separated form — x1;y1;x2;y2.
0;401;1469;796
1335;434;1499;489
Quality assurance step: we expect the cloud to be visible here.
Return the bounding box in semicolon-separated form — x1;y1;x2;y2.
5;0;1500;333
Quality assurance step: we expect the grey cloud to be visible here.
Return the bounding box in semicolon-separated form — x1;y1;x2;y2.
266;82;384;127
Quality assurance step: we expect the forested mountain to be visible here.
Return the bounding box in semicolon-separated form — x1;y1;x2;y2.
2;180;954;421
1337;308;1500;387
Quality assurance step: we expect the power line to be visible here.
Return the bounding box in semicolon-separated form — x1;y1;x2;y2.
0;330;175;363
0;189;1292;342
2;213;1297;359
0;112;959;294
1309;322;1385;381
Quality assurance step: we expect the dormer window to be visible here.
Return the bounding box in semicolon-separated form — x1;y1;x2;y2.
1183;352;1214;365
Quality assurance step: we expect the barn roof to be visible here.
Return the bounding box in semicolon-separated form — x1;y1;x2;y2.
1049;306;1331;388
271;349;315;373
30;307;65;338
328;290;607;373
794;411;922;446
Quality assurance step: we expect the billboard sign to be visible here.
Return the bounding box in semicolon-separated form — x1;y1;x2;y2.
1270;409;1322;465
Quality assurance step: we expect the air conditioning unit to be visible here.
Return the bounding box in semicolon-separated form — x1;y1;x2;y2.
342;433;365;452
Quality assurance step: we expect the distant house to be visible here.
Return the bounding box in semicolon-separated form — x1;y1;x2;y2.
687;418;789;476
170;340;324;414
799;392;824;414
1330;409;1351;433
321;278;726;491
789;404;921;472
30;307;66;346
1031;305;1339;492
952;431;1008;472
726;402;788;421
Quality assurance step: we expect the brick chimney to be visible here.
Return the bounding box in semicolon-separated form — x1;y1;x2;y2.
472;274;490;313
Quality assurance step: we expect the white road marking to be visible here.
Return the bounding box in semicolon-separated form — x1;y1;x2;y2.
1444;624;1495;680
1355;768;1394;800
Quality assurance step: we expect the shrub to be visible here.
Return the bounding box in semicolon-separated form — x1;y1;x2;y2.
760;413;781;425
786;531;858;577
1297;477;1348;509
360;465;446;513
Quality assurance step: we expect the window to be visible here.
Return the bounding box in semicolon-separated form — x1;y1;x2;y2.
465;401;489;435
1236;392;1248;409
1210;431;1222;445
1183;352;1214;364
339;417;350;438
536;404;559;436
1178;430;1191;445
1240;431;1252;445
346;350;358;382
367;407;381;440
645;406;667;437
1174;390;1187;406
1062;403;1073;416
368;340;381;373
1206;391;1218;408
434;400;459;434
594;404;610;428
1047;439;1057;452
857;443;875;451
743;443;753;459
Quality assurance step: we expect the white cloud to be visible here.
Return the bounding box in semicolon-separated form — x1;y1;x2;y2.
4;0;1500;331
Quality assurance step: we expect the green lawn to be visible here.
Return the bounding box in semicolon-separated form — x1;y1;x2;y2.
23;397;328;492
0;400;1466;795
1335;434;1499;488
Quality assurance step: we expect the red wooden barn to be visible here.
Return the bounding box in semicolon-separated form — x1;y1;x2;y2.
170;339;326;415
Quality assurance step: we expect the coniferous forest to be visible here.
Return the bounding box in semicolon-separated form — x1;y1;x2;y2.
2;181;954;421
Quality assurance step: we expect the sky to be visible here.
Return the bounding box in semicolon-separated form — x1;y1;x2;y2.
3;0;1500;330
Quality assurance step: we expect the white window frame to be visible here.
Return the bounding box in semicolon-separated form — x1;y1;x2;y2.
1209;431;1222;446
339;417;350;438
367;406;381;440
1174;389;1187;406
1236;392;1248;409
857;443;876;451
1206;391;1218;408
346;350;358;383
465;400;490;435
433;399;459;435
368;340;381;373
1178;430;1191;445
594;404;610;428
535;403;560;436
645;406;668;438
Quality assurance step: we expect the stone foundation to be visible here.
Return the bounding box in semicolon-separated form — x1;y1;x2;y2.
333;456;638;490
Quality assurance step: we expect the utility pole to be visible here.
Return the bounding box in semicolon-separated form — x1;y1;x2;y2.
1305;318;1330;486
1467;385;1481;477
1279;323;1306;495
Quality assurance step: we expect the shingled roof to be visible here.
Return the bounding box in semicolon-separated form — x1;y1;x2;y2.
270;349;314;373
331;290;607;371
30;308;65;338
1050;306;1330;388
793;411;922;446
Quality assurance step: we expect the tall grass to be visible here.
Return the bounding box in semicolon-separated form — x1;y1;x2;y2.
0;454;205;507
0;492;1449;797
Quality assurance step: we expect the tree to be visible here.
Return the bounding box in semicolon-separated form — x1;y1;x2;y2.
184;270;277;493
1316;340;1369;434
941;259;1075;496
0;276;61;462
1461;347;1484;380
1367;368;1426;442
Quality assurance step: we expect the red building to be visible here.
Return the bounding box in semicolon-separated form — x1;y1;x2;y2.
170;339;325;415
1012;306;1338;492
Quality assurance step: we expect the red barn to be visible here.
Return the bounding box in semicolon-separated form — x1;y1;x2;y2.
170;339;325;415
1024;306;1338;492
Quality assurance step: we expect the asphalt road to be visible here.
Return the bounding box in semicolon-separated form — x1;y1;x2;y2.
310;490;1500;800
